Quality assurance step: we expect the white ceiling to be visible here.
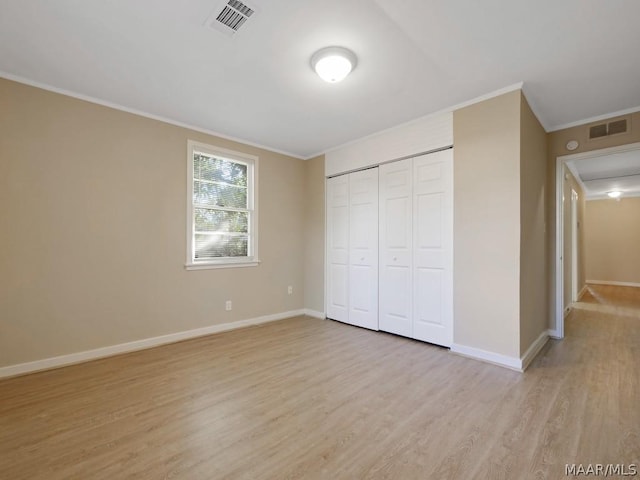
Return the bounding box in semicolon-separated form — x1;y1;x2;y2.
1;0;639;158
567;149;640;200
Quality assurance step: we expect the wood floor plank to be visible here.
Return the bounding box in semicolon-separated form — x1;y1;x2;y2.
1;286;639;479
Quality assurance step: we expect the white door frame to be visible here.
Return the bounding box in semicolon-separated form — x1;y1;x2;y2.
554;141;640;338
571;188;579;303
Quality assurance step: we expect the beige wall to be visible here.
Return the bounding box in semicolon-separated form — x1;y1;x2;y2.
519;94;548;354
453;90;522;359
0;78;307;367
585;197;640;285
14;72;636;369
303;155;325;314
562;168;586;310
547;111;640;329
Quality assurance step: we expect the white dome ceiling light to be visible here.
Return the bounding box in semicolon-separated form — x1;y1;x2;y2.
311;46;357;83
607;190;623;198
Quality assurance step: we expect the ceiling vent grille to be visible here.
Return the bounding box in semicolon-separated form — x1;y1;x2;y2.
588;117;629;140
206;0;258;36
589;124;608;139
608;119;628;136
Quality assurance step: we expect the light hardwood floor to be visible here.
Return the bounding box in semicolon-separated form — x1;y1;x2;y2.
1;288;639;479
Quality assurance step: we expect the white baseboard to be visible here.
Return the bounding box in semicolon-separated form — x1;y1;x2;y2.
451;329;550;372
578;284;588;300
450;344;522;372
303;309;326;319
0;309;306;379
587;280;640;288
520;330;550;371
547;328;562;340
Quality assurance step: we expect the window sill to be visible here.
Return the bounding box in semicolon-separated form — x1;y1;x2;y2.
185;260;261;271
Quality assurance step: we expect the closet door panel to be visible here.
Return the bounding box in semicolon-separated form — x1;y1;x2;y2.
379;159;412;337
415;267;444;336
413;150;453;346
326;175;349;322
348;168;379;330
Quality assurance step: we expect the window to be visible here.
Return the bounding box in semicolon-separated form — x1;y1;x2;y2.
186;141;258;269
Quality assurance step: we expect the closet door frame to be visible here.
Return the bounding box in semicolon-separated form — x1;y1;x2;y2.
325;147;453;345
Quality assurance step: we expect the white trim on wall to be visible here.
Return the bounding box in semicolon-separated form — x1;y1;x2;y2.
2;72;527;162
555;157;566;338
314;82;524;161
520;331;550;371
303;309;326;319
0;310;307;379
548;328;562;340
578;284;588;300
450;344;522;371
587;280;640;288
451;330;550;372
548;105;640;132
0;71;304;160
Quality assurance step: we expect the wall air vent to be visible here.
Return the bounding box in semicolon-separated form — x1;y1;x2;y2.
589;124;608;139
588;117;630;140
608;119;628;135
206;0;258;37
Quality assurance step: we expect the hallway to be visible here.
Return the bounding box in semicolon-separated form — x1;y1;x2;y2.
579;284;640;311
550;284;640;472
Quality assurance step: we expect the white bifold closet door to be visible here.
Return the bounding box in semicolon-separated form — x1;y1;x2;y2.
412;150;453;346
326;174;349;323
379;149;453;346
326;168;379;330
379;158;413;337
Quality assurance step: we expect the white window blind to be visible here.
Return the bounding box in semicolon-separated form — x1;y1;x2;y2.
186;141;258;269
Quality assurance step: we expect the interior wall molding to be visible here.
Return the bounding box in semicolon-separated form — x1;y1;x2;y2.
578;284;589;300
547;328;562;340
520;331;550;371
0;71;304;160
450;343;522;372
303;309;326;319
0;309;307;379
586;280;640;288
451;329;550;372
548;105;640;132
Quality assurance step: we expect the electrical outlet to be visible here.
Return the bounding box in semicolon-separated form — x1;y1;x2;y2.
225;300;232;311
287;286;293;295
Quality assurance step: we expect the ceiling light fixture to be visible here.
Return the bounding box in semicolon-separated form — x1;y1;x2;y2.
311;46;357;83
607;190;622;198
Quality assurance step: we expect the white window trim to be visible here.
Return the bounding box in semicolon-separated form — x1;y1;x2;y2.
186;140;259;270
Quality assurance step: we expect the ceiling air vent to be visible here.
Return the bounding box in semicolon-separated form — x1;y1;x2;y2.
588;117;630;140
206;0;258;37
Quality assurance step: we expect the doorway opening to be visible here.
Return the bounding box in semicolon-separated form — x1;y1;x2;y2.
554;141;640;338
